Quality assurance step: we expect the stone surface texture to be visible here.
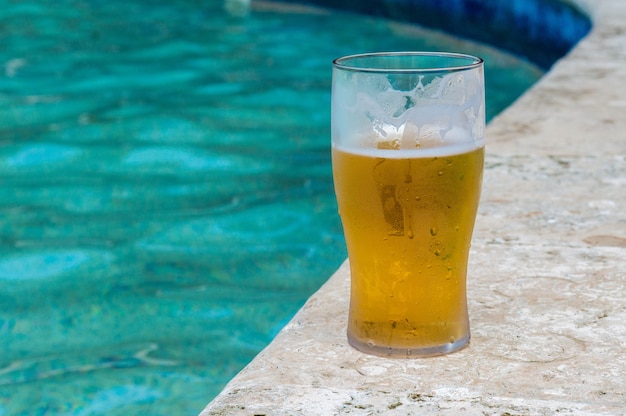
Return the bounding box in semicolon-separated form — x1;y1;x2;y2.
201;0;626;414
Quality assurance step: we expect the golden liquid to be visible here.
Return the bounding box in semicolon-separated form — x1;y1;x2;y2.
332;144;484;356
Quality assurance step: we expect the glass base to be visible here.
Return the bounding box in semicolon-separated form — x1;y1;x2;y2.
347;332;470;358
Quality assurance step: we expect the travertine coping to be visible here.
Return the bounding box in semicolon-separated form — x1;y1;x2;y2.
201;0;626;414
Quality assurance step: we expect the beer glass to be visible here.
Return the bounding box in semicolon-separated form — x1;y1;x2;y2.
331;52;485;357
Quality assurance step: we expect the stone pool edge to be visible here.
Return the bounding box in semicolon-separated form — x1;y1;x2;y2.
201;0;626;414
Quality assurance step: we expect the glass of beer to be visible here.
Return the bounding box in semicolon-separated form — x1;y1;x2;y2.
331;52;485;357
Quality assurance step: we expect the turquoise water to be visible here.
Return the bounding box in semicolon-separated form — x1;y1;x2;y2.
0;0;543;414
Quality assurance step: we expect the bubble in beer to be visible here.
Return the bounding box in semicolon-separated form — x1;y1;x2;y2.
430;227;438;236
446;267;453;280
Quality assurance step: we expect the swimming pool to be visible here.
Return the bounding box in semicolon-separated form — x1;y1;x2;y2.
0;0;547;414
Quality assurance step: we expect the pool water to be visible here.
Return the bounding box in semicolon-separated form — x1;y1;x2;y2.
0;0;543;414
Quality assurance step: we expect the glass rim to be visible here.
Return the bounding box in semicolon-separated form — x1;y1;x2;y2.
332;51;484;74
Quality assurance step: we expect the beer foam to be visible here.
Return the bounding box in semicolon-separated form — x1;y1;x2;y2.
334;122;484;159
333;141;483;159
332;65;485;159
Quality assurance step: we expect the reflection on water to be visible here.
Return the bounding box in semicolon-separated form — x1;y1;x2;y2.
0;0;543;413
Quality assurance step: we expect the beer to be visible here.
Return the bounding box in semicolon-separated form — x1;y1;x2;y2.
332;142;484;356
331;51;485;357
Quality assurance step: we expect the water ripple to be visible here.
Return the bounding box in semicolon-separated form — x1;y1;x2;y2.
0;250;92;281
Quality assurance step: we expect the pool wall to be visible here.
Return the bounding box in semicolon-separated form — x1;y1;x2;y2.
274;0;591;68
202;0;626;414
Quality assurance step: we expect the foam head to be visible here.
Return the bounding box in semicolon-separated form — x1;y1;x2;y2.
332;52;485;156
